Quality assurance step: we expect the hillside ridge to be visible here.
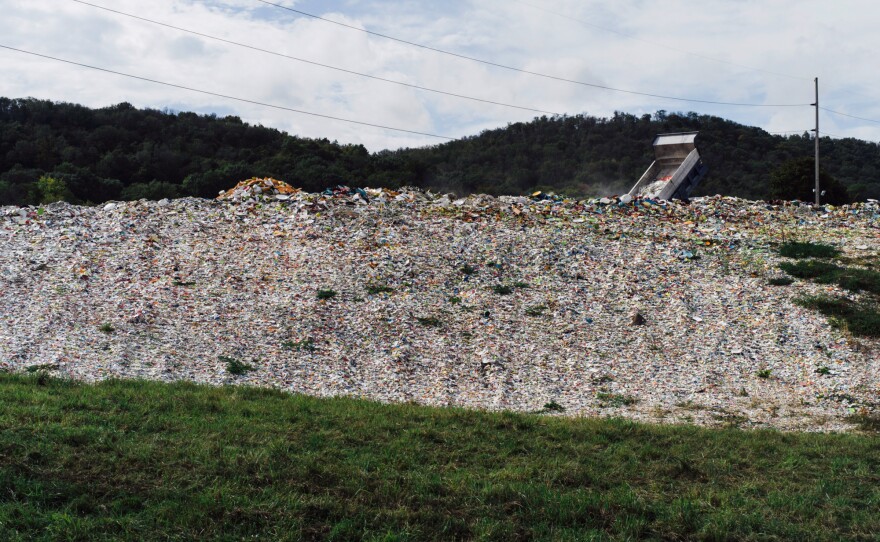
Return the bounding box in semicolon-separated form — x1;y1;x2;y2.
3;97;880;205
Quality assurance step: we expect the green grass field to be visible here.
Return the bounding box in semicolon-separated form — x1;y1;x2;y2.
1;374;879;541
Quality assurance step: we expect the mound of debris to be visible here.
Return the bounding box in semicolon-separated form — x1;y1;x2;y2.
1;185;878;432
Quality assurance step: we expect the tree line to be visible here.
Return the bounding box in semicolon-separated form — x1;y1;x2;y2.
1;97;878;206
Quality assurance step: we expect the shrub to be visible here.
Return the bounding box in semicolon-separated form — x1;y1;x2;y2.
460;264;476;275
757;369;772;379
98;323;114;333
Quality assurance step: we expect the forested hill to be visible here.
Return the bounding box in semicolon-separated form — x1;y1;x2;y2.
2;97;879;206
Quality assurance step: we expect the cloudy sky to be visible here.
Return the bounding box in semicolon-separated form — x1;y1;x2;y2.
1;0;878;151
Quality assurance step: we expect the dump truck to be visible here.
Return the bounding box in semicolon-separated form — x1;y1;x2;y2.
627;132;708;200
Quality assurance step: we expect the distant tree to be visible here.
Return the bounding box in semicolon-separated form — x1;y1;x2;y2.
182;162;259;198
36;175;73;203
0;166;44;205
770;158;850;204
0;180;18;205
3;97;880;205
121;180;182;200
50;163;121;203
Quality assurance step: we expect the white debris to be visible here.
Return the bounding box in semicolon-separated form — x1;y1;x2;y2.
1;190;877;431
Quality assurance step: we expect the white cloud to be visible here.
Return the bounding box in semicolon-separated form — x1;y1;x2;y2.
1;0;878;152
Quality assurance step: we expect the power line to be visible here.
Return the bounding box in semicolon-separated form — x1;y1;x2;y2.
508;0;808;81
255;0;811;108
820;106;880;125
0;44;455;140
69;0;561;116
822;82;877;108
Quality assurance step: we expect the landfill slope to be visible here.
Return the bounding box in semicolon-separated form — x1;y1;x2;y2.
2;189;878;431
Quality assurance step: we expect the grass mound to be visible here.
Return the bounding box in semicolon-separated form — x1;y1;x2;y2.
778;241;841;259
2;375;880;541
795;295;880;338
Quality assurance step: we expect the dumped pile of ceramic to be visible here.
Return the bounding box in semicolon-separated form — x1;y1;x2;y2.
1;187;878;432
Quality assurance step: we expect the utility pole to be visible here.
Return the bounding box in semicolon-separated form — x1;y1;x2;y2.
812;77;820;205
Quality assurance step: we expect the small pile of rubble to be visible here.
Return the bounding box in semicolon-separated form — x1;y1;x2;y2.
217;177;299;201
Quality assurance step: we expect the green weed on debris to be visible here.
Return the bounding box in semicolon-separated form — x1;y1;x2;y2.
416;316;443;327
2;375;879;541
778;241;841;259
847;413;880;433
365;283;394;295
525;304;547;316
283;338;316;352
220;355;255;376
316;289;337;300
596;392;639;407
539;400;565;413
779;260;880;295
492;284;513;295
794;295;880;338
779;245;880;337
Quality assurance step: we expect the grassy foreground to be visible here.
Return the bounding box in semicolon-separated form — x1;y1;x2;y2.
1;375;878;541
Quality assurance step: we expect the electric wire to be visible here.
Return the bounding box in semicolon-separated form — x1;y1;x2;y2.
820;106;880;125
69;0;561;116
255;0;811;108
508;0;808;81
0;44;455;140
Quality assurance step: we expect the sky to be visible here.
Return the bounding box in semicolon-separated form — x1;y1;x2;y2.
1;0;878;151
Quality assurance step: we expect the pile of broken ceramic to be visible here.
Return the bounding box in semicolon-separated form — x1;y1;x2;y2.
1;188;877;432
